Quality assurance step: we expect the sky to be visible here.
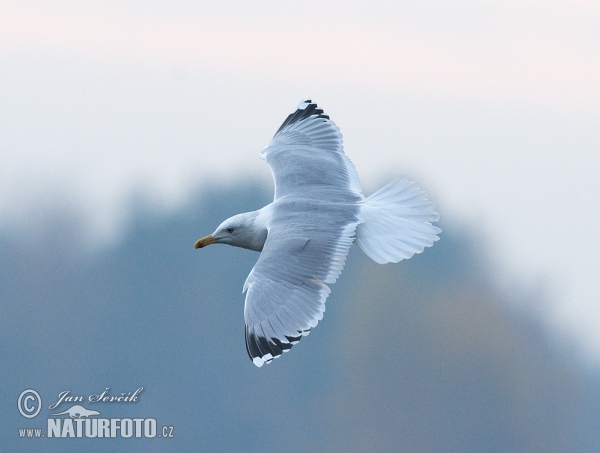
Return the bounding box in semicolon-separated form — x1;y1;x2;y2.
1;0;600;362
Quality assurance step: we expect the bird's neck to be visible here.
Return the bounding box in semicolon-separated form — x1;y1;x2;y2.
250;208;269;251
238;210;268;252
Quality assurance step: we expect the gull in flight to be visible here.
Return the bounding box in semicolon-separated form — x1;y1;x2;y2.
195;100;441;367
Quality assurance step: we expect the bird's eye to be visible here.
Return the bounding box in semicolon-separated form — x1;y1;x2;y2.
226;227;234;233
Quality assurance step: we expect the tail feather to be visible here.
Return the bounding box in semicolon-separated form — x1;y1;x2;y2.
356;177;441;264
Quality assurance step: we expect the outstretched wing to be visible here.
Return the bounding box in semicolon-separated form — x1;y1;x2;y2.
243;100;364;367
261;100;363;200
243;203;359;367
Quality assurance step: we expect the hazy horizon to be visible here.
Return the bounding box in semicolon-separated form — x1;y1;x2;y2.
4;182;599;452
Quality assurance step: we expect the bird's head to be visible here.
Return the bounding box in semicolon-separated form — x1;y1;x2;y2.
194;211;266;251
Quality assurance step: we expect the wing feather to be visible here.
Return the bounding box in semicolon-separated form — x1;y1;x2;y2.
243;206;358;367
261;100;362;199
242;100;365;366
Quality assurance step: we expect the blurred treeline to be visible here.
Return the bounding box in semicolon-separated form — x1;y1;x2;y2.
1;182;598;452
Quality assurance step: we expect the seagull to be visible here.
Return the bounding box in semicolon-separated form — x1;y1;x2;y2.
194;100;441;367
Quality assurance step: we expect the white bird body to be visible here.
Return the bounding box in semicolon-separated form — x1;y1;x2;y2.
195;100;440;367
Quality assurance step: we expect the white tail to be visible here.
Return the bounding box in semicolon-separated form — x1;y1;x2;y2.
356;177;441;264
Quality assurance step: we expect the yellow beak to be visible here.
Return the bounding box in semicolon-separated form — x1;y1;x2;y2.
194;234;219;249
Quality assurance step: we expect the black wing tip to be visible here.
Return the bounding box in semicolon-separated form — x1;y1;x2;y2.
245;326;308;367
274;100;330;136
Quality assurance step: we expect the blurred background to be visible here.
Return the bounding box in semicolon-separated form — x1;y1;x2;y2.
2;1;600;451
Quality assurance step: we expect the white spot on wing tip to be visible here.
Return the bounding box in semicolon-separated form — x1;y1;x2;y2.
296;100;310;110
253;357;265;367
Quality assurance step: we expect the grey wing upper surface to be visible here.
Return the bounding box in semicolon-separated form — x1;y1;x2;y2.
244;100;363;366
260;100;363;200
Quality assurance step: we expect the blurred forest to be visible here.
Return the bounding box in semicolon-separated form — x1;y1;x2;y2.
2;182;599;452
